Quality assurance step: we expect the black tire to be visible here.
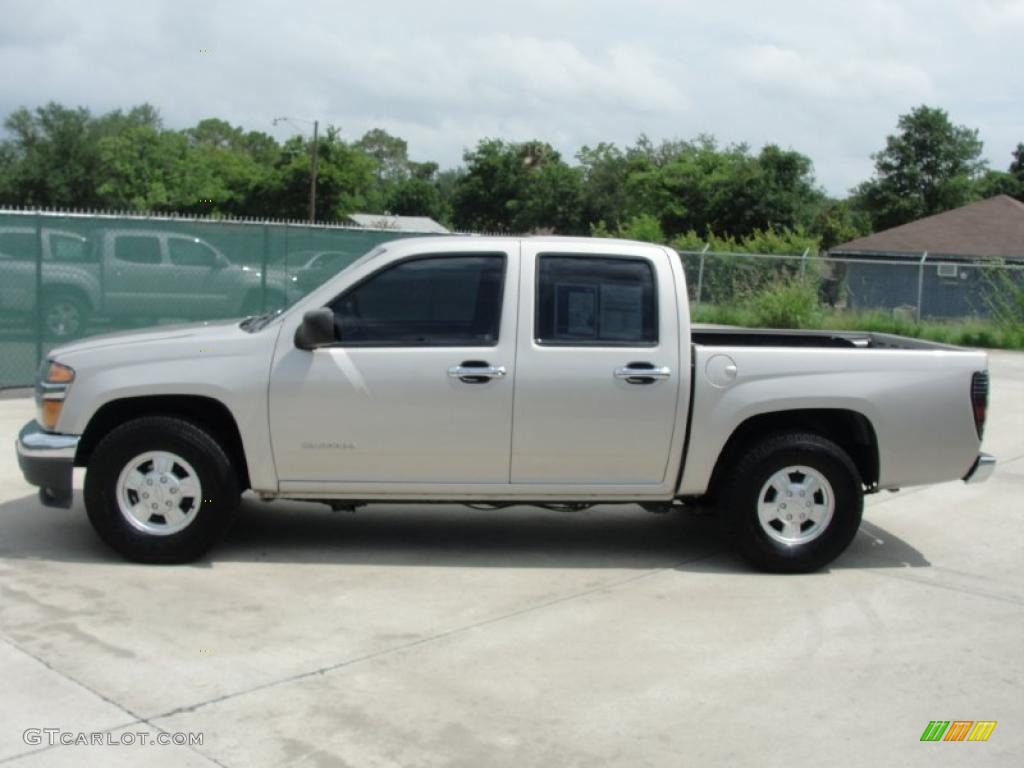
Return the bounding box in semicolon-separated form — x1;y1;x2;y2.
42;291;91;339
721;432;863;573
84;416;240;563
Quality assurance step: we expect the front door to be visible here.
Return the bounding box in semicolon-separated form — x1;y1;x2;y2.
269;244;519;488
511;243;685;488
103;232;166;315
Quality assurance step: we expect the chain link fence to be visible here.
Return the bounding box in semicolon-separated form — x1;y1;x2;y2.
0;209;441;387
2;210;1022;387
679;249;1024;321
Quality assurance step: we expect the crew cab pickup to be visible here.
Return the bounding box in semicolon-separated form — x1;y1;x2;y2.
15;236;995;571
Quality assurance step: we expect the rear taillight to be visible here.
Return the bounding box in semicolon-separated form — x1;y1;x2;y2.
971;371;989;440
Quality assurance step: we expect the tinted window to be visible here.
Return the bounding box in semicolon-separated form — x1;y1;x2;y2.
169;238;218;267
0;232;36;261
536;255;656;344
330;254;504;345
114;235;162;264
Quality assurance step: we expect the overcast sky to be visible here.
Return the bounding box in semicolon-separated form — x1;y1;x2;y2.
3;0;1022;195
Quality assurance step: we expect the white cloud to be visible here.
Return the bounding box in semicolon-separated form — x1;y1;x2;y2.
0;0;1021;195
738;45;932;102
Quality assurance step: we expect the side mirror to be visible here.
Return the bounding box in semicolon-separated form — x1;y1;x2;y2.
294;308;336;350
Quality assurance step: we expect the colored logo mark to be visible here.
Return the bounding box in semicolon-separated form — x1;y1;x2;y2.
920;721;996;742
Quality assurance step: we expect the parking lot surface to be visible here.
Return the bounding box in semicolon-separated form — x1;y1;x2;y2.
1;351;1022;767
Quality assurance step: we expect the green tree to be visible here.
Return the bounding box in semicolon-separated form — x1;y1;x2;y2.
592;213;664;243
270;128;377;221
354;128;410;182
510;155;583;233
0;103;106;207
386;161;446;220
856;106;986;230
576;142;630;228
975;143;1024;202
618;136;823;239
1011;143;1024;182
452;139;582;233
95;123;190;210
975;170;1022;201
809;199;870;252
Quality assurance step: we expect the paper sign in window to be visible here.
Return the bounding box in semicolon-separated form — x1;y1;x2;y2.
599;283;643;339
555;284;596;338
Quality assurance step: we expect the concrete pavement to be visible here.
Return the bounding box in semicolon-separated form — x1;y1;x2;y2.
1;351;1022;767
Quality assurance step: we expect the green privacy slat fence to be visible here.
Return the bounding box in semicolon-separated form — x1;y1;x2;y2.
3;209;1022;388
0;209;441;387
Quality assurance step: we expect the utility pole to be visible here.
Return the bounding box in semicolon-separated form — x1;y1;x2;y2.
273;116;320;223
308;120;319;224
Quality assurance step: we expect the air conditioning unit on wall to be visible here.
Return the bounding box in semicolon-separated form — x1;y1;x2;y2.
936;263;959;279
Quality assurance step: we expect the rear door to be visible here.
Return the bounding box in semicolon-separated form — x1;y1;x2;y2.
511;242;686;490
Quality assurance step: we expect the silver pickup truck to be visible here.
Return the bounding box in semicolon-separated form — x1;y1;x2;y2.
15;236;995;571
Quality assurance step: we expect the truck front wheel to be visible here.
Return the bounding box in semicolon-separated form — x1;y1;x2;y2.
722;432;863;573
84;416;240;563
42;292;90;339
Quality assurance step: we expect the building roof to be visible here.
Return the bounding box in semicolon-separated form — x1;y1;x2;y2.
346;213;449;234
831;195;1024;260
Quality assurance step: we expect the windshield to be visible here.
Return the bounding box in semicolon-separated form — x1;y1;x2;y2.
240;246;388;332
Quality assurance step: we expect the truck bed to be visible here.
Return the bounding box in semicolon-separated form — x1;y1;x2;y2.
691;325;960;351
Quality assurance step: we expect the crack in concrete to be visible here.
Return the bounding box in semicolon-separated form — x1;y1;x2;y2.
0;635;229;767
865;568;1024;607
146;549;723;725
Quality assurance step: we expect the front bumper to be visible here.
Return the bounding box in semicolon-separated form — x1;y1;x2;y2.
963;452;996;484
15;420;80;508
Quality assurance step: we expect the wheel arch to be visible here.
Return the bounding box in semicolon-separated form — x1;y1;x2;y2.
75;395;251;490
43;283;96;311
706;408;879;499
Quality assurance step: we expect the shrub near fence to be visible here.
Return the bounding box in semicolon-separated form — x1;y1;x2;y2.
0;209;441;387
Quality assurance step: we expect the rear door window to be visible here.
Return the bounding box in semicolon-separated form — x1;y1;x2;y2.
535;255;657;345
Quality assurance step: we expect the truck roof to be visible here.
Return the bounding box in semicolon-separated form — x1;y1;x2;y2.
381;234;668;251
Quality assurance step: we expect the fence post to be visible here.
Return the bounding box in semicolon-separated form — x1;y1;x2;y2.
695;244;709;306
261;224;270;312
800;248;809;279
34;212;44;370
916;251;929;322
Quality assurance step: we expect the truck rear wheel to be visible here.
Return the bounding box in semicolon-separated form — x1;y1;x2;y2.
84;416;239;563
721;432;863;573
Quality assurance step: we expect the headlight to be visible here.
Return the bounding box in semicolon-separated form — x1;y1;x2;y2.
37;360;75;431
45;361;75;384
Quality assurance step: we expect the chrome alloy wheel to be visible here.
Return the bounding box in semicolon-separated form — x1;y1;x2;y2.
115;451;202;536
756;465;835;545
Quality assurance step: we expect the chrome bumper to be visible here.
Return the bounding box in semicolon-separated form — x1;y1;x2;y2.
15;421;81;508
963;453;996;484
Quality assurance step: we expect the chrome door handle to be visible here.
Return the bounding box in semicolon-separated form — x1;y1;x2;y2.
614;365;671;383
448;364;506;383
